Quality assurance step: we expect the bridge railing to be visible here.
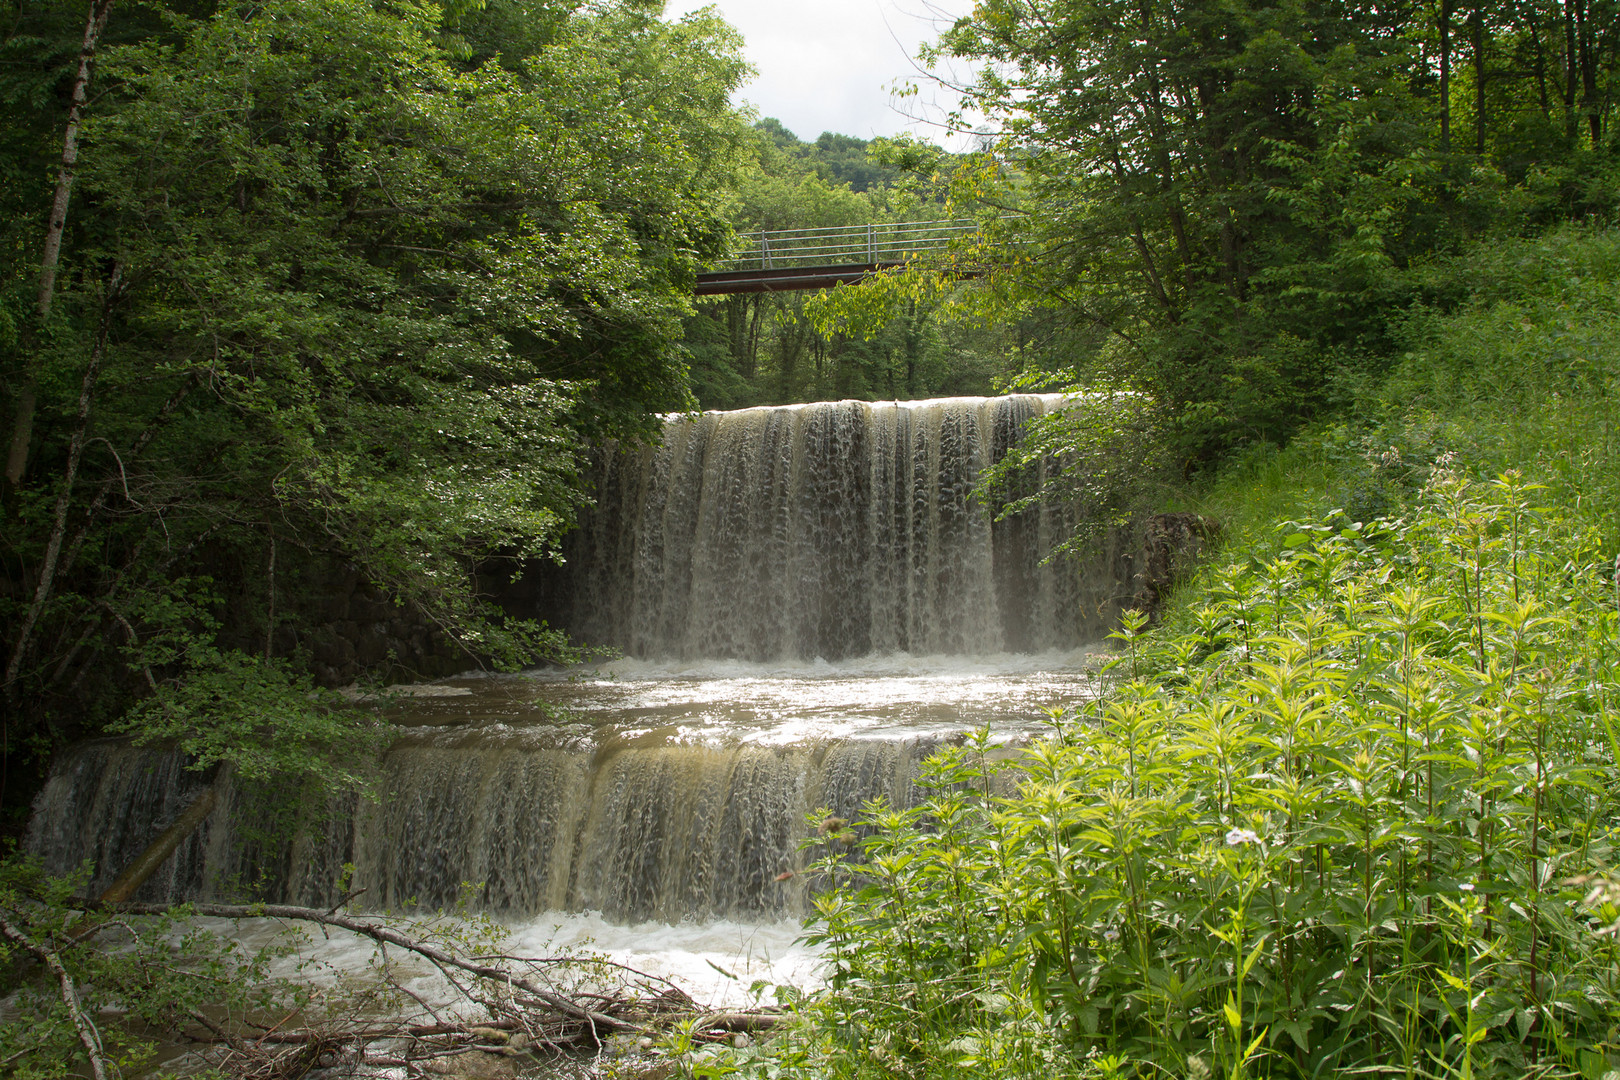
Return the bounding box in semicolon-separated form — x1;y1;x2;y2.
723;219;979;271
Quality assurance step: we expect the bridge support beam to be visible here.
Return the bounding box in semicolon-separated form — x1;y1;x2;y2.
693;263;897;297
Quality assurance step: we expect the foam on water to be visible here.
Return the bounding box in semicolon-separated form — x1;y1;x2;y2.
214;910;818;1014
392;649;1106;747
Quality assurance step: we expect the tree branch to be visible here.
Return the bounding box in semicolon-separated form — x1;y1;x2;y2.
0;916;109;1080
107;902;644;1037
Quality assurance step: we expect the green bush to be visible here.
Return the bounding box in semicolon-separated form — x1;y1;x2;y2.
706;469;1620;1080
0;856;314;1078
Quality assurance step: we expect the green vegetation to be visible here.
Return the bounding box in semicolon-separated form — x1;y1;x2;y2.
676;227;1620;1078
684;122;1022;407
0;0;747;813
3;0;1620;1074
816;0;1619;465
0;858;321;1078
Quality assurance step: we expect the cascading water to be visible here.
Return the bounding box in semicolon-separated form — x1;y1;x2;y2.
30;722;944;922
564;394;1115;659
29;395;1116;939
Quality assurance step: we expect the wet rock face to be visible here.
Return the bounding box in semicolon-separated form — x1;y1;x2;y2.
299;567;466;687
1134;512;1219;620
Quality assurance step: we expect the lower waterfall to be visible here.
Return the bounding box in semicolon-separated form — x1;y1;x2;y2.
29;659;1087;922
31;730;936;923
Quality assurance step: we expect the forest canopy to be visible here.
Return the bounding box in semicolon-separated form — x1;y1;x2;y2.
0;0;750;803
803;0;1619;463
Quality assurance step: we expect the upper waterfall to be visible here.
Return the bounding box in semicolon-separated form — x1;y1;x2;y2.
557;394;1116;661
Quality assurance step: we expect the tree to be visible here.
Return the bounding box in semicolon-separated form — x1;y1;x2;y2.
925;0;1459;461
806;0;1602;474
0;0;749;811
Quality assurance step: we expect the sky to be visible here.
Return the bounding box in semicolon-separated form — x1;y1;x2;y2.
662;0;981;148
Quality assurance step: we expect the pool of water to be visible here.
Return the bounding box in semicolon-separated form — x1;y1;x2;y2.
381;648;1106;747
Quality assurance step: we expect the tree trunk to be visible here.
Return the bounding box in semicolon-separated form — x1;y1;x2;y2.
1472;5;1487;155
97;785;218;905
1441;0;1454;151
1575;0;1600;142
5;0;118;488
1563;0;1579;140
1527;4;1551;117
3;265;123;701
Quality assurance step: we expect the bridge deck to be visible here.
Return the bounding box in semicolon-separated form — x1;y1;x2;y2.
695;219;974;295
694;263;899;296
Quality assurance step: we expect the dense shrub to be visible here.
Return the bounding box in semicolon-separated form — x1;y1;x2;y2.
685;228;1620;1080
700;471;1620;1080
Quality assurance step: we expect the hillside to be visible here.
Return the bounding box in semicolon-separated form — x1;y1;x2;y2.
691;225;1620;1080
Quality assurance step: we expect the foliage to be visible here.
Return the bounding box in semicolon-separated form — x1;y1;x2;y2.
0;0;749;815
0;855;315;1078
683;122;1017;408
696;468;1620;1080
752;118;912;195
1166;224;1620;556
975;382;1172;552
671;225;1620;1080
800;0;1620;467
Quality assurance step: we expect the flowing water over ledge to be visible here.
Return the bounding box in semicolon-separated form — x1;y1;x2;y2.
30;653;1102;1005
29;395;1119;1008
31;653;1101;920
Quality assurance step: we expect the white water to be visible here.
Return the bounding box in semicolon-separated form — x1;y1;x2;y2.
29;395;1120;1018
213;910;815;1014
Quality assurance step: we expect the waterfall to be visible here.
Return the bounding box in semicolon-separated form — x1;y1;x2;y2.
30;395;1113;923
30;732;950;922
561;394;1116;659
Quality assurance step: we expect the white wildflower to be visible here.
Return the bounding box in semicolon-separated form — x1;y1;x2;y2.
1226;828;1260;847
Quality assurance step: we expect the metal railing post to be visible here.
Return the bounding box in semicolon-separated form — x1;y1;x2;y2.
760;230;772;270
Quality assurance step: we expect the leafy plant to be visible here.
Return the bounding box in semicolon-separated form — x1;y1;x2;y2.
733;463;1620;1080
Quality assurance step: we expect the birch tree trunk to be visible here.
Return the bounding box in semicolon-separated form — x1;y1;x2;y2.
4;0;118;487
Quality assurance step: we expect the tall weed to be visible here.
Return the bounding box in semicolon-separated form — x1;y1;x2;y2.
683;227;1620;1080
735;472;1620;1080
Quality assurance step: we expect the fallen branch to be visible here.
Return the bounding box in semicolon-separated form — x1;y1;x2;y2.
0;916;108;1080
98;786;218;905
105;900;643;1037
695;1012;785;1033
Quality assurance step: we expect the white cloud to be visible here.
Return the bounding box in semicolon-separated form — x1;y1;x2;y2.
663;0;979;146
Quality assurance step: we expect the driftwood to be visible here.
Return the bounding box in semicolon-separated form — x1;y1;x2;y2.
2;890;786;1079
113;900;641;1037
88;899;784;1078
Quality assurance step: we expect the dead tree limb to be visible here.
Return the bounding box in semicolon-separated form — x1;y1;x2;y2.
0;916;109;1080
695;1012;785;1033
107;901;644;1036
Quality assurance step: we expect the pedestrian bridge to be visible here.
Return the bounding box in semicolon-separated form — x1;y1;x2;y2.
694;219;977;296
